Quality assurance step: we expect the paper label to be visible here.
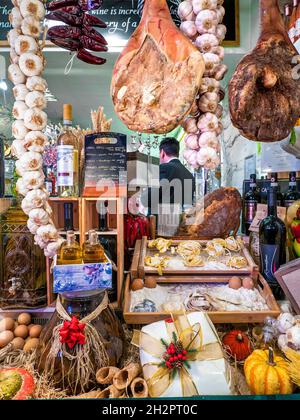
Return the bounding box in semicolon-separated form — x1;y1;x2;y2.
260;244;280;286
57;145;74;187
249;204;287;233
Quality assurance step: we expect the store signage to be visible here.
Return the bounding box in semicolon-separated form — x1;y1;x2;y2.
0;0;240;47
83;132;127;197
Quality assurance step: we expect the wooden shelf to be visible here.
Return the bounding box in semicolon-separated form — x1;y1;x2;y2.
49;197;80;202
82;230;118;236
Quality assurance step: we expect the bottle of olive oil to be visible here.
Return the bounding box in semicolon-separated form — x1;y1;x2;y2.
59;230;82;264
83;230;106;263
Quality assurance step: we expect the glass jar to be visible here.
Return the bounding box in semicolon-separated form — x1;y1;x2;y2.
38;290;124;394
0;198;46;309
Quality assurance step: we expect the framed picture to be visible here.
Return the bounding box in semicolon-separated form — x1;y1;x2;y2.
275;259;300;315
223;0;240;47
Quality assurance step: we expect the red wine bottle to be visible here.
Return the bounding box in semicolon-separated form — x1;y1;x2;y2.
284;172;299;208
270;172;283;207
64;203;74;231
243;174;261;235
259;187;286;300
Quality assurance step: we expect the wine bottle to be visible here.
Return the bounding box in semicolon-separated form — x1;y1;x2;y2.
270;172;283;207
57;104;79;197
284;172;300;207
259;188;286;300
98;200;109;232
284;3;291;29
64;203;74;232
243;174;260;236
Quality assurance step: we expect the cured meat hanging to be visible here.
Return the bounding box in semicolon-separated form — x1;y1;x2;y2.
229;0;300;143
111;0;205;134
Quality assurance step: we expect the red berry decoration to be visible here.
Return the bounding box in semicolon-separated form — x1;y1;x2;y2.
160;332;194;372
222;330;252;362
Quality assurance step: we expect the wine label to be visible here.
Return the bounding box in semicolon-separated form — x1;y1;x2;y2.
244;200;257;224
45;180;53;195
260;244;280;286
57;145;74;187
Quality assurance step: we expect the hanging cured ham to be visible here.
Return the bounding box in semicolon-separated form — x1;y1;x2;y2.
229;0;300;142
111;0;204;134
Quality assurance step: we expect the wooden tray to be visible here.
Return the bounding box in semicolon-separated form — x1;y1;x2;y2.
136;237;259;279
123;274;280;324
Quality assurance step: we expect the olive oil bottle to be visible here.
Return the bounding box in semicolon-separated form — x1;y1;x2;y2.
83;230;105;263
59;231;82;264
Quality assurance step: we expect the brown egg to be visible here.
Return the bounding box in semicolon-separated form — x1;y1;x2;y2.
29;325;42;338
131;278;144;291
17;313;31;326
0;330;14;348
27;324;34;332
14;321;19;331
23;338;39;353
242;277;255;290
14;325;29;339
228;276;242;290
144;278;157;289
0;317;15;332
11;337;25;350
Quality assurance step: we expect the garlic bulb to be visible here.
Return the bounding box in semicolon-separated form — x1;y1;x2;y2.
7;28;21;47
36;224;59;242
286;323;300;349
34;234;48;249
21;16;42;38
184;134;200;151
44;239;65;258
215;104;223;118
18;151;43;172
203;52;220;77
216;24;227;42
20;0;45;20
26;76;48;92
8;63;26;85
22;170;45;189
16;177;29;196
24;130;48;152
193;0;218;14
9;7;22;29
183;149;199;169
12;119;29;139
21;189;48;214
15;160;25;176
15;34;38;55
199;77;220;95
12;100;29;120
195;33;219;53
182;118;199;134
277;313;295;334
19;52;43;77
195;10;218;35
211;45;225;60
197;112;219;132
198;131;219;149
27;218;40;234
24;107;47;130
216;6;225;23
180;21;198;38
29;208;50;226
10;48;20;65
178;1;195;21
11;139;27;159
13;84;29;101
197;147;220;169
277;334;289;352
25;91;46;109
198;92;220;113
214;63;228;81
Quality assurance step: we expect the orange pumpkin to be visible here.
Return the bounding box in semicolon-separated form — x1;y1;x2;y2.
222;330;251;361
244;348;293;395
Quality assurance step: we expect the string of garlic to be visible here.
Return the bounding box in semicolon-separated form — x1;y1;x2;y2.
8;0;64;258
178;0;227;170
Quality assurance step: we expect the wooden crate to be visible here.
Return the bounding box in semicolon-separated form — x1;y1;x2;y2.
136;237;259;280
123;274;281;325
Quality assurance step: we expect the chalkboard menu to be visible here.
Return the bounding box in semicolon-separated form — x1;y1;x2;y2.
0;0;240;47
83;132;127;197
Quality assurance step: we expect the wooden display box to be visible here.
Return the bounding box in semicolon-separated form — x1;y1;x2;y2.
49;197;81;234
123;274;281;325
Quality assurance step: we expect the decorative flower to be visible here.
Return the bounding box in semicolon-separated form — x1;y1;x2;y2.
59;316;86;349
